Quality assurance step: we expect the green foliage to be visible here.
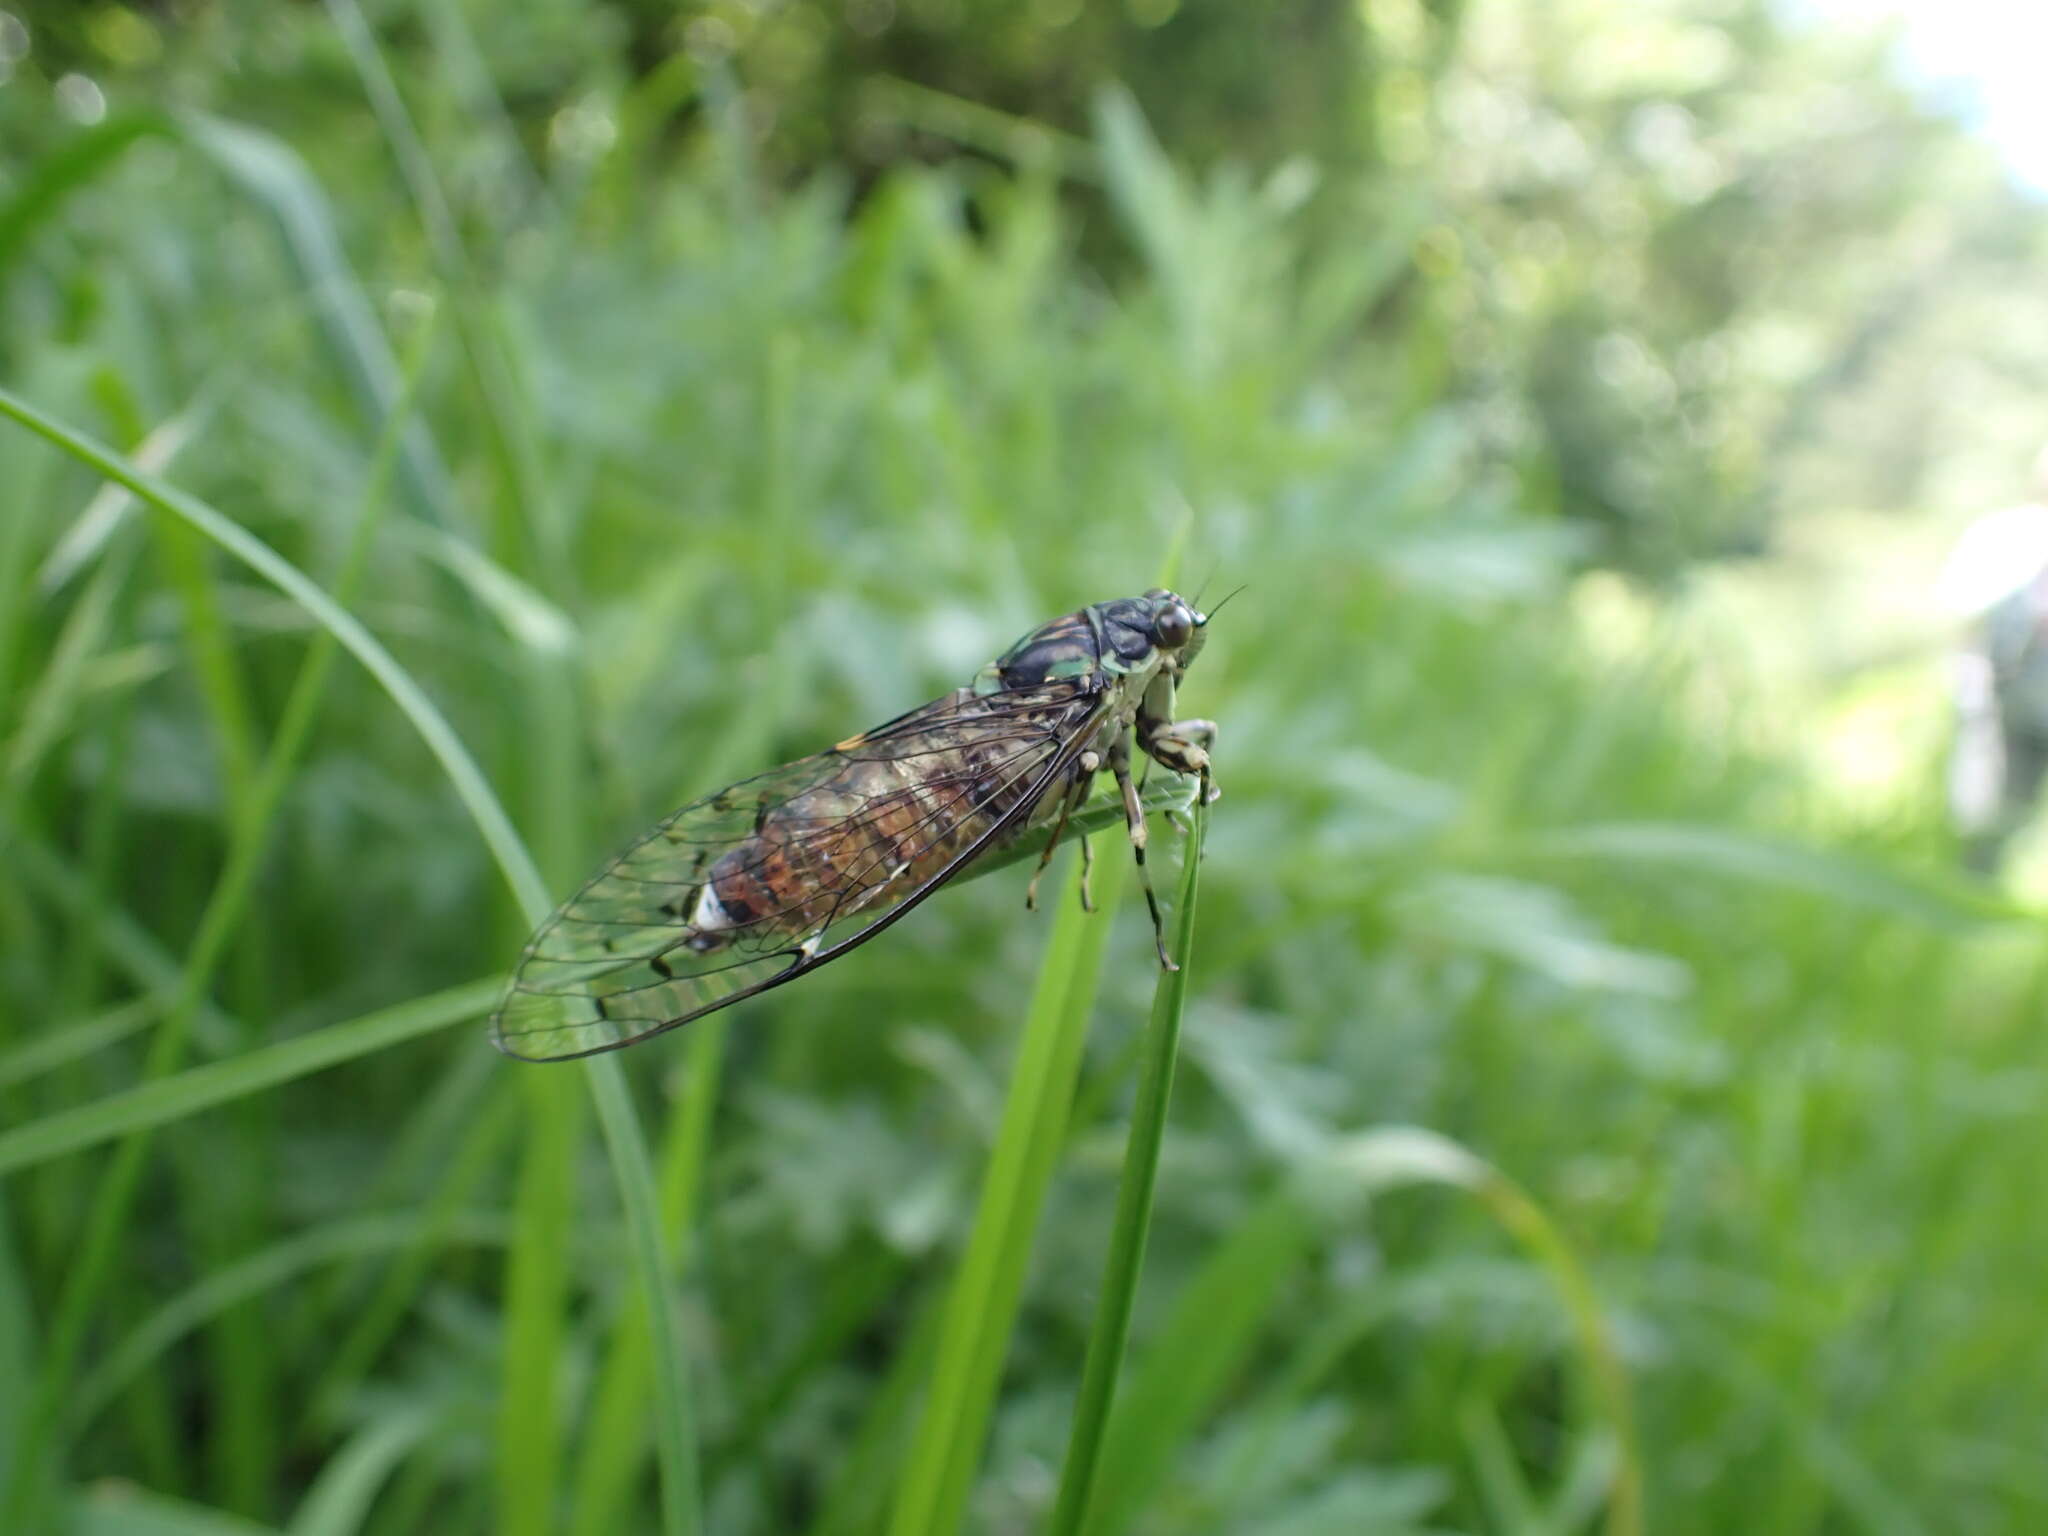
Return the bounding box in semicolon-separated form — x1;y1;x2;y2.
2;4;2046;1535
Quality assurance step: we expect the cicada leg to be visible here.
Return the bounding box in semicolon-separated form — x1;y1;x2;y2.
1024;769;1090;912
1076;828;1095;912
1141;715;1219;836
1113;739;1177;971
1140;717;1218;790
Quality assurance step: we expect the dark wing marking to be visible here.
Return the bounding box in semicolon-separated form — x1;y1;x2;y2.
491;681;1109;1060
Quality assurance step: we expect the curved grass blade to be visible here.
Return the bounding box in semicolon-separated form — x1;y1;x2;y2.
0;392;697;1536
1514;820;2018;930
1074;1128;1640;1536
72;1210;509;1430
179;112;463;530
1322;1128;1642;1536
0;112;173;284
285;1403;437;1536
0;385;549;917
0;978;502;1178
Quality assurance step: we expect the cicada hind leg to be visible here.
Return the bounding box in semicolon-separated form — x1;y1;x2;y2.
1024;751;1103;914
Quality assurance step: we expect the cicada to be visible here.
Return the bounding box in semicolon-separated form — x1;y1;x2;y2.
491;588;1218;1061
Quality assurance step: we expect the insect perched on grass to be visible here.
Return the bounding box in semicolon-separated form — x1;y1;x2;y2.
491;589;1220;1061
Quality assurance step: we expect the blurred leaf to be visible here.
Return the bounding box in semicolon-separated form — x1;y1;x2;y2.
1517;821;2018;929
285;1404;436;1536
68;1484;282;1536
1391;873;1694;999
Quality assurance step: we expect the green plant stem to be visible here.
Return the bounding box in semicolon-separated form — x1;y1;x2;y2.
1046;791;1206;1536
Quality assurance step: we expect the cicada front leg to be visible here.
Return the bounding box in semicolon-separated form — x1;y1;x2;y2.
1138;665;1220;839
1141;715;1216;785
1143;716;1218;833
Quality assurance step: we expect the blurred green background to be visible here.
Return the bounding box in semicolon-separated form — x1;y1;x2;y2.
4;1;2047;1532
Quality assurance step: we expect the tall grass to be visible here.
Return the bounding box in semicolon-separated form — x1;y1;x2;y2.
2;18;2046;1536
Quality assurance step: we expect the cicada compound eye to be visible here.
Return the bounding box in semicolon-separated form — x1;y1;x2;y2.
1152;601;1195;650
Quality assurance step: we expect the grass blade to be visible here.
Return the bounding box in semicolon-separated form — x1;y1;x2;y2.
587;1059;703;1536
72;1210;509;1430
568;1016;726;1536
0;384;549;917
1080;1192;1313;1536
888;834;1131;1536
285;1404;436;1536
1046;791;1206;1535
0;356;436;1522
180;113;463;530
498;1068;587;1536
1515;820;2016;929
1325;1128;1642;1536
0;978;502;1178
7;833;238;1054
0;112;171;283
67;1485;282;1536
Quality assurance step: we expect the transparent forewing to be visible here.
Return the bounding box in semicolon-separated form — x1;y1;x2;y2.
491;681;1107;1060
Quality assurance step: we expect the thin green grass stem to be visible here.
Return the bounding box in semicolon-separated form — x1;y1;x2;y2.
499;1067;587;1536
587;1057;703;1536
1046;790;1206;1536
323;0;560;580
303;1083;519;1428
569;1014;727;1536
888;837;1131;1536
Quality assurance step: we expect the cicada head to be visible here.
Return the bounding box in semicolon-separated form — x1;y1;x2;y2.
1132;587;1208;674
1062;589;1208;681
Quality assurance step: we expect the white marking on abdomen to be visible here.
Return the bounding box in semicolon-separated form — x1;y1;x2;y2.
691;884;733;932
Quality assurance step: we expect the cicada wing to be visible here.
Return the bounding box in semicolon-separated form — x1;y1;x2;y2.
491;682;1109;1060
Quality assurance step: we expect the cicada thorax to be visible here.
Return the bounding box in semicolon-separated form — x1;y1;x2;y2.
685;687;1071;952
985;610;1101;690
